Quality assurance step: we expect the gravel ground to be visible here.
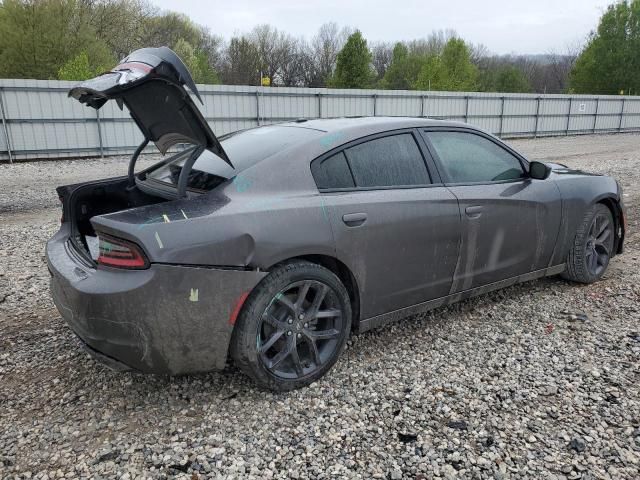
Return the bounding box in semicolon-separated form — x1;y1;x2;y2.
1;133;639;479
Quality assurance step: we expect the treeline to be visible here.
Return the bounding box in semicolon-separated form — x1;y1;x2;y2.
0;0;637;95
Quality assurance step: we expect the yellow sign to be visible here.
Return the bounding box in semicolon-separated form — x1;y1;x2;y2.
261;76;271;87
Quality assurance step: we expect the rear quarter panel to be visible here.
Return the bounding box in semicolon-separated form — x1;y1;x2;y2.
91;142;336;269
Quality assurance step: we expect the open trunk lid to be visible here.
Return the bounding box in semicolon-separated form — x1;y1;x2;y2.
68;46;231;166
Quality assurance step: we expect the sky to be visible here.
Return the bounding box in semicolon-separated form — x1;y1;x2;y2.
151;0;611;55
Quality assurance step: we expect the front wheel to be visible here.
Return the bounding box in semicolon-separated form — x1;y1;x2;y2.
563;203;615;284
230;261;352;391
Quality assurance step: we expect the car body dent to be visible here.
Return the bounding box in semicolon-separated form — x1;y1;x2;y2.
47;116;626;375
47;224;267;374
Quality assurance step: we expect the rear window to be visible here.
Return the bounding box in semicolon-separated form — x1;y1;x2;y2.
145;125;323;191
312;152;355;189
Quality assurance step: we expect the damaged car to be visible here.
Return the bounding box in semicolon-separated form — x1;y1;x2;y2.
47;47;626;391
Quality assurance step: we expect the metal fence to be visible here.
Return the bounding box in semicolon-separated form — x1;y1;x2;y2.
1;78;640;162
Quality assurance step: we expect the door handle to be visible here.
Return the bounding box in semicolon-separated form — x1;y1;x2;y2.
342;212;367;227
465;205;483;218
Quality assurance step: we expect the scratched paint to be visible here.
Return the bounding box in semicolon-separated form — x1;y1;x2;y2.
233;173;253;193
155;231;164;249
319;131;344;147
319;195;330;222
189;288;199;302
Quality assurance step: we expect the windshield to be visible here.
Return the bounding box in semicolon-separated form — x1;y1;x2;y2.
144;125;323;191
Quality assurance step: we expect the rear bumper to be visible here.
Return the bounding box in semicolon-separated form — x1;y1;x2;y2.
47;225;266;375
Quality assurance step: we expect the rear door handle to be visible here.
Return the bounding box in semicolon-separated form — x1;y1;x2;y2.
342;212;367;227
465;206;483;218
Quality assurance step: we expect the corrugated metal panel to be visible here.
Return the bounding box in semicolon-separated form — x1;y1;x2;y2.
1;79;639;162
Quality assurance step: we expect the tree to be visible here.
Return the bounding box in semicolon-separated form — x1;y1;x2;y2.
415;38;478;91
221;36;260;85
330;30;373;88
570;0;640;94
305;22;352;87
57;51;113;80
371;42;393;82
381;42;427;90
173;38;219;84
0;0;114;79
279;37;309;86
494;66;531;92
141;12;203;51
88;0;154;61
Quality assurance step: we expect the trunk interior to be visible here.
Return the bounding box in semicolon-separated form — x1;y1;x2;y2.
60;177;167;263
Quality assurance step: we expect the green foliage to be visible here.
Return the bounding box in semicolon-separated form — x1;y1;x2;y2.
381;42;427;90
495;66;531;93
570;0;640;94
0;0;220;82
0;0;114;79
224;36;260;85
173;38;219;84
330;31;374;88
479;65;531;93
142;12;204;52
414;38;478;91
57;51;112;81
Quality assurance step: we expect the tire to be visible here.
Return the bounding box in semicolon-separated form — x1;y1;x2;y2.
230;261;352;391
562;203;615;284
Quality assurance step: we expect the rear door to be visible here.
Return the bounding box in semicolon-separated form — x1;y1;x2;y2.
422;128;562;292
312;130;462;319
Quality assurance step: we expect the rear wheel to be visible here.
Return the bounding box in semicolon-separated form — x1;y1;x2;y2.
563;204;614;284
230;261;351;391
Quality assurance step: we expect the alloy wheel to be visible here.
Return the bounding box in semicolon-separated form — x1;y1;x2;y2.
585;212;613;277
258;280;344;379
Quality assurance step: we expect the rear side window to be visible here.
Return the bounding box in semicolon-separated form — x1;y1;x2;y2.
312;152;355;189
345;134;430;188
425;131;525;183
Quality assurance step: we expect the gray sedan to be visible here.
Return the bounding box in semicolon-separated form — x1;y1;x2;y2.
47;48;626;390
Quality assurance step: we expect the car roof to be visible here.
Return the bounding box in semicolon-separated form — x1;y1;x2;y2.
277;116;471;135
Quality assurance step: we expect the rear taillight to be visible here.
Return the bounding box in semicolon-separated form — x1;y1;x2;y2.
97;233;149;269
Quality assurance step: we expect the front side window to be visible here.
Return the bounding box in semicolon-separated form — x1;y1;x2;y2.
344;133;430;188
425;131;525;183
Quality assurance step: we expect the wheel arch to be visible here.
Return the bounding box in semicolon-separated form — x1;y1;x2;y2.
265;254;362;332
595;195;624;255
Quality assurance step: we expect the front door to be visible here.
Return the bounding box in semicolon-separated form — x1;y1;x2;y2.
422;129;562;292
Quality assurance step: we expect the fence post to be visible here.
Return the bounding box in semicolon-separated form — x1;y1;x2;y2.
565;98;573;136
592;98;599;134
420;95;425;117
464;95;469;123
534;97;541;138
0;88;13;164
618;98;626;132
498;96;505;137
372;94;377;116
256;90;261;126
96;109;104;158
317;93;322;119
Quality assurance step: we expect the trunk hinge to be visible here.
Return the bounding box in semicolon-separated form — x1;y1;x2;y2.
127;138;149;189
176;145;205;198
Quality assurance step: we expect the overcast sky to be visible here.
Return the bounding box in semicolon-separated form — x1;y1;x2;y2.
151;0;610;55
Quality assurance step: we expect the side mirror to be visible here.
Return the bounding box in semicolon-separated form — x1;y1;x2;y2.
529;161;552;180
